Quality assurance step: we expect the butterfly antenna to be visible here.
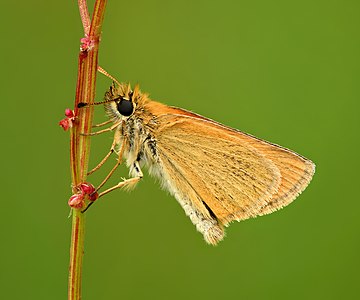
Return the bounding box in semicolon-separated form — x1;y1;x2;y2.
78;66;121;108
97;66;121;86
77;98;116;108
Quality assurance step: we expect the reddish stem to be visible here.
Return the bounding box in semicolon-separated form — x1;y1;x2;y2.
78;0;91;34
68;1;108;300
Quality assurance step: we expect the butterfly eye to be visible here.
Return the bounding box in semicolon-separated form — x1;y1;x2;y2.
117;99;134;116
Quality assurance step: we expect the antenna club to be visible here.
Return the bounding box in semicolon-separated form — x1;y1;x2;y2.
77;102;88;108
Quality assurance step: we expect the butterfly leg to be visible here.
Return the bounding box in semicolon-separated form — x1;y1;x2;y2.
98;161;143;198
81;120;122;136
82;140;142;213
92;119;112;128
87;129;121;175
94;131;127;192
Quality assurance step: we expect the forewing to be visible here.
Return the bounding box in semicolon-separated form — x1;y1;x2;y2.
248;139;315;215
155;114;284;225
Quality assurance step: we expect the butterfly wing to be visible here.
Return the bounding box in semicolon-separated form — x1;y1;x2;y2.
152;109;314;234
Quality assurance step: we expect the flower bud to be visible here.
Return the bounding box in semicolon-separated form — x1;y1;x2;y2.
80;182;96;195
88;191;99;202
68;193;84;209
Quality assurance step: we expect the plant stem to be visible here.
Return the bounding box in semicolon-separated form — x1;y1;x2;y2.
68;1;107;299
68;210;85;300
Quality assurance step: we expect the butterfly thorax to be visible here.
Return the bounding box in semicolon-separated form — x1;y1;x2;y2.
103;83;163;176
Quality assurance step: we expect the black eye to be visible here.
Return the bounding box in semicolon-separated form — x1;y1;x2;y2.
117;99;134;116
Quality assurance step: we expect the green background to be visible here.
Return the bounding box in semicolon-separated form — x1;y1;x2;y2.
1;0;359;299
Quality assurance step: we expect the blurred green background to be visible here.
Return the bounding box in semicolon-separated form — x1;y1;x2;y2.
1;0;359;299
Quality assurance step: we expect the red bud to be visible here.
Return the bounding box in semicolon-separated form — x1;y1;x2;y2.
80;182;96;195
65;108;74;118
68;194;85;209
59;118;71;131
88;191;99;202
